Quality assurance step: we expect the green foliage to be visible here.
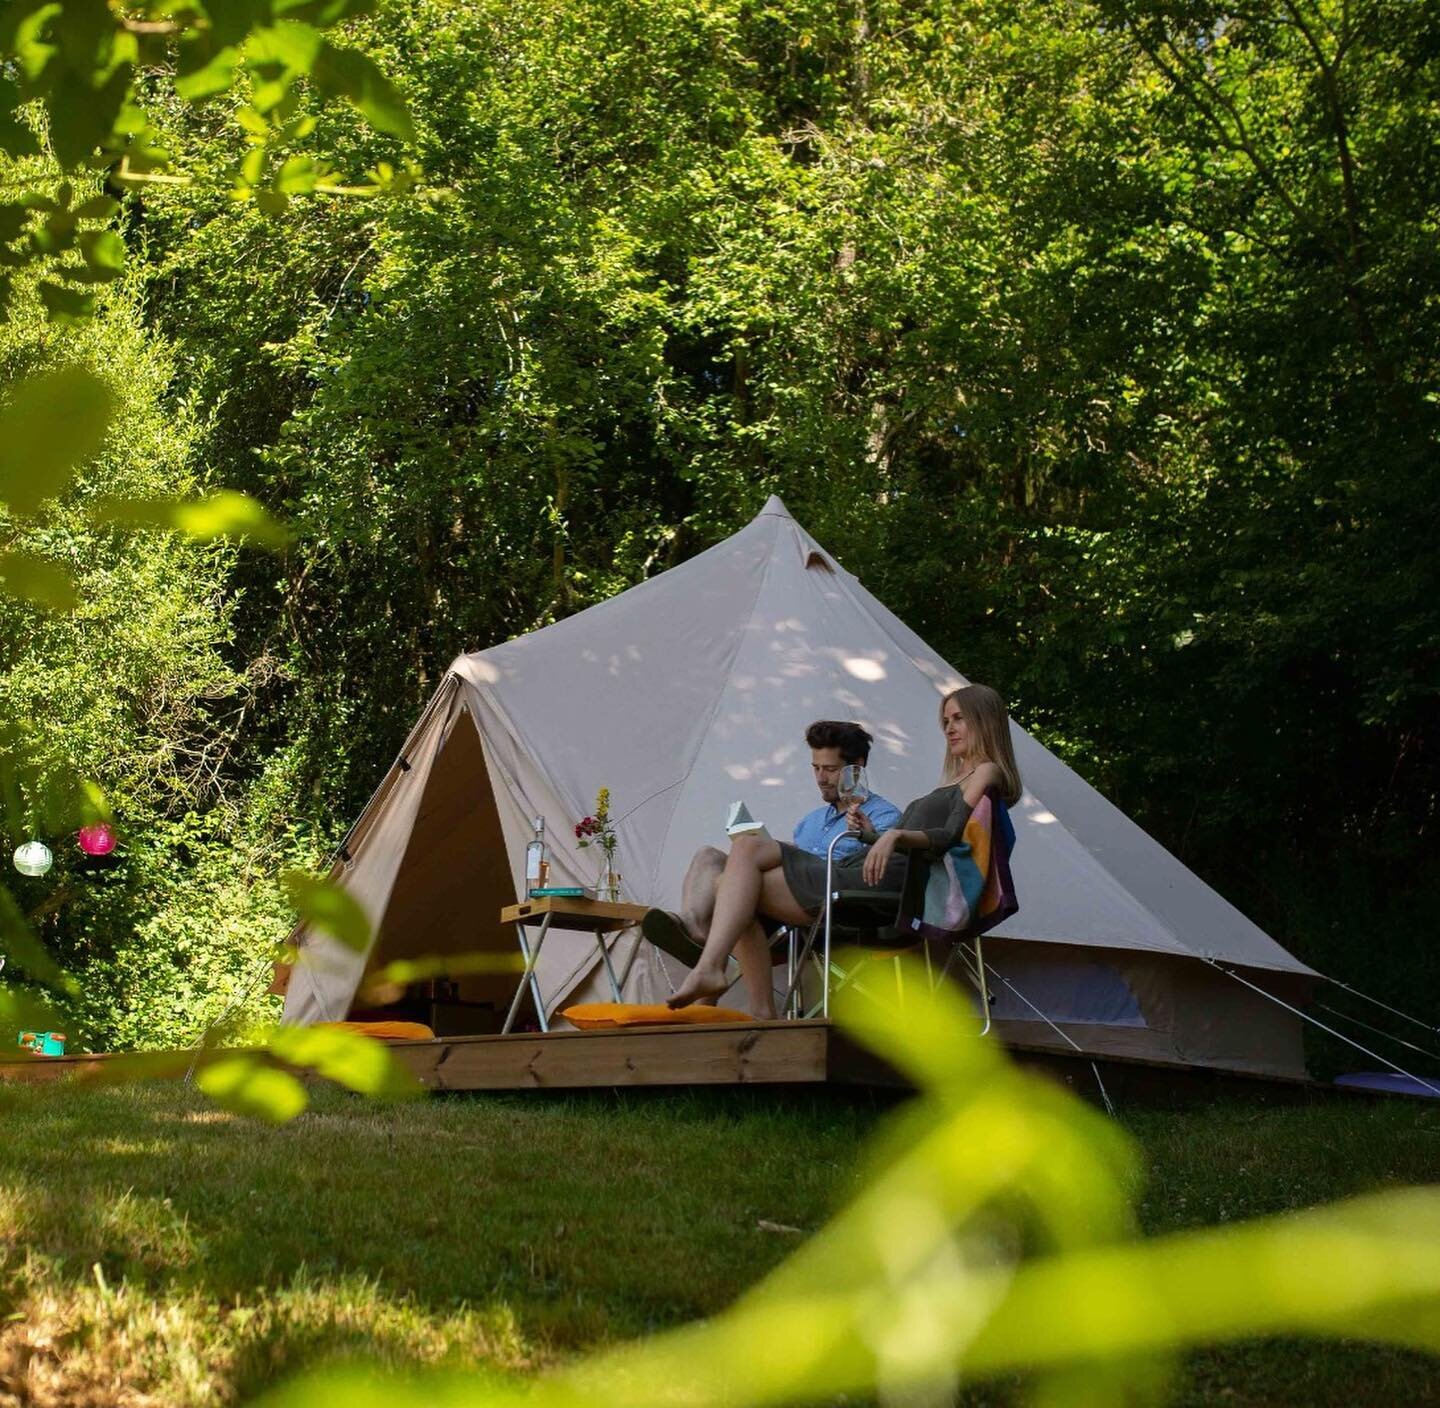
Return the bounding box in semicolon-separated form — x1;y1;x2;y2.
0;0;1433;1041
0;243;301;1047
105;0;1438;1022
0;0;419;320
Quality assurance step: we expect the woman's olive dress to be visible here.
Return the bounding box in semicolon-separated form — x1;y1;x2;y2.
779;783;974;916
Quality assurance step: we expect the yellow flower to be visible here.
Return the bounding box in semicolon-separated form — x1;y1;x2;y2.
596;786;610;823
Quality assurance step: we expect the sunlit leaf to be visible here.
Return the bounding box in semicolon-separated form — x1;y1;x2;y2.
75;780;112;826
274;154;319;194
177;490;290;543
175;40;242;101
312;41;416;141
0;552;77;610
270;1024;422;1099
247;20;324;74
196;1054;309;1124
236;104;271;138
281;871;370;951
92;490;291;546
0;366;113;514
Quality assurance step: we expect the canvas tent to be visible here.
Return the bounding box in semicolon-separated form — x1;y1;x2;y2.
282;496;1315;1080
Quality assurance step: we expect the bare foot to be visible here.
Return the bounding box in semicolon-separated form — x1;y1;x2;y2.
667;962;730;1009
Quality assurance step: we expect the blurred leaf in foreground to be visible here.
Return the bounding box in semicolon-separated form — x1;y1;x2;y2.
0;366;113;515
0;551;77;610
269;1023;421;1101
0;885;76;993
281;871;370;952
357;950;524;1005
196;1053;309;1124
94;490;291;546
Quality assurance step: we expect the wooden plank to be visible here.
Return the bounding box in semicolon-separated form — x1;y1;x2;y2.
0;1054;118;1085
500;897;648;932
390;1021;829;1090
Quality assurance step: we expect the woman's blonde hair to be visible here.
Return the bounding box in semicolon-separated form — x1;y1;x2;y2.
938;684;1022;805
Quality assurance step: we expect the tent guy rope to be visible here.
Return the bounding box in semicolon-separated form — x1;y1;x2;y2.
1204;959;1440;1099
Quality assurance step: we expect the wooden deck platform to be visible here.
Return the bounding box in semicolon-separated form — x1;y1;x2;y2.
375;1023;1354;1106
0;1020;1375;1105
0;1021;893;1092
386;1019;849;1091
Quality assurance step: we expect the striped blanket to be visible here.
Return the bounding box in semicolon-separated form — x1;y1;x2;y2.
896;786;1018;942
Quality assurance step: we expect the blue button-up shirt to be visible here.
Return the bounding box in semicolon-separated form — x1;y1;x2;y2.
792;793;903;860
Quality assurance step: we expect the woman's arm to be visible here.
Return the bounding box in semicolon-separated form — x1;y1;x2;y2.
859;763;1003;885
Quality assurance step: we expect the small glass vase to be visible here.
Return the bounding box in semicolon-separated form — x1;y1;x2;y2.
595;858;622;903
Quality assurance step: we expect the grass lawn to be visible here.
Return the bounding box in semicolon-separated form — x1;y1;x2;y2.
0;1078;1437;1406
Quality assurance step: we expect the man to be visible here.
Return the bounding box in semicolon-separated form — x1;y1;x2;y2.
792;719;903;862
645;720;901;963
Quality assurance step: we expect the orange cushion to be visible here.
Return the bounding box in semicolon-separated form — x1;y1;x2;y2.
561;1003;754;1029
319;1020;436;1042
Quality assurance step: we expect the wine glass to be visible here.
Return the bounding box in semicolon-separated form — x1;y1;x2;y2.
838;764;871;809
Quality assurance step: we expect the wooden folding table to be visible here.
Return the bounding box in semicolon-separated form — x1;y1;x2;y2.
499;896;648;1034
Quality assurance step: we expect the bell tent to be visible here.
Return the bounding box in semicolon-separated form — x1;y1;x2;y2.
282;496;1314;1080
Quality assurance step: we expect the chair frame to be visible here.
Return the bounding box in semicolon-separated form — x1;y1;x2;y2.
779;830;993;1029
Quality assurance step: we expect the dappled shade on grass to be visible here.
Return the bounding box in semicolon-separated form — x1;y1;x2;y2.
0;1078;1436;1406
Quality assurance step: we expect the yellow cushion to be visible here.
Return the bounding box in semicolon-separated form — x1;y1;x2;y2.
320;1020;436;1042
561;1003;754;1029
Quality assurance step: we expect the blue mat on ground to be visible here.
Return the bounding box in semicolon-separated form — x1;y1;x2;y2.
1334;1071;1440;1098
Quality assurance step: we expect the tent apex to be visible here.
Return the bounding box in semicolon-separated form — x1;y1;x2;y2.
757;494;793;520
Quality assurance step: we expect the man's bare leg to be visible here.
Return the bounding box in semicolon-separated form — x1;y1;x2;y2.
679;845;726;942
733;920;778;1019
668;836;810;1008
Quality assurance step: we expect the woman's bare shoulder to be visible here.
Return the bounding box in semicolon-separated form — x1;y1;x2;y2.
962;761;1003;804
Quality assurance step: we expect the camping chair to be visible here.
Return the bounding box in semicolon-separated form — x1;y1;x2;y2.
781;795;1014;1025
778;831;914;1020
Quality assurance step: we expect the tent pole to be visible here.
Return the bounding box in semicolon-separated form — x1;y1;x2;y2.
1204;959;1440;1098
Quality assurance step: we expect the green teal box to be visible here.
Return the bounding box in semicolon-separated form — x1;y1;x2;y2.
17;1030;66;1057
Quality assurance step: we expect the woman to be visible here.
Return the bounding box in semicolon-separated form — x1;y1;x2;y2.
660;683;1023;1015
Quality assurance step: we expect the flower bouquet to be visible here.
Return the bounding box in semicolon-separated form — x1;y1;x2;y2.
575;786;621;900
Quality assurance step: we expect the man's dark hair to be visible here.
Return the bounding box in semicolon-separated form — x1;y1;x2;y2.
805;720;873;765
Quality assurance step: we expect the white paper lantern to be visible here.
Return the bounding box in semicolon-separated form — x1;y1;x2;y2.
13;841;53;877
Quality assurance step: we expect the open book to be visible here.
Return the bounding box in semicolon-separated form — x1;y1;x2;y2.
725;800;771;841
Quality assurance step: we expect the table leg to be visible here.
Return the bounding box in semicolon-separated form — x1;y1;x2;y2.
502;914;553;1035
595;926;623;1002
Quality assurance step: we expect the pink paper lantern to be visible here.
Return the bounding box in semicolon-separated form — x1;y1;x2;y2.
78;822;116;857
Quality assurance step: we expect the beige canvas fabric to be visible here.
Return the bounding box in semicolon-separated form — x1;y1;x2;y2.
282;497;1313;1076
